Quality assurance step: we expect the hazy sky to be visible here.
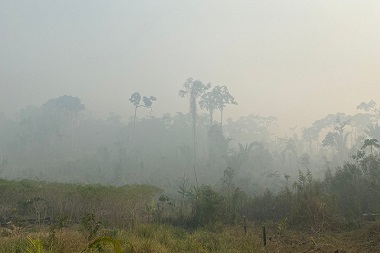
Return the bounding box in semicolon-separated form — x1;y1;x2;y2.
1;1;380;130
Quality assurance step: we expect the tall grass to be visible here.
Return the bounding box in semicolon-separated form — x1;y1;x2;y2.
0;179;160;228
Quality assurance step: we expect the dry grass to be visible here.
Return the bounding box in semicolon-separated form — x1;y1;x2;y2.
0;221;379;253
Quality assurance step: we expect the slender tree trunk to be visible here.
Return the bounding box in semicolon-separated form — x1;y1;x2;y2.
220;108;224;130
70;112;74;155
191;97;198;187
351;131;353;149
309;141;312;155
133;106;137;126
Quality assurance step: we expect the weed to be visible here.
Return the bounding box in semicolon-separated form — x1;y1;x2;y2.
80;236;121;253
26;237;43;253
81;213;101;241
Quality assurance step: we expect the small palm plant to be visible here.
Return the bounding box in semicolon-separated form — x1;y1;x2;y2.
80;236;121;253
26;237;43;253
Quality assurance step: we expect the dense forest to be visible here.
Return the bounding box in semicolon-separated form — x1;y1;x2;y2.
0;79;379;192
1;79;380;252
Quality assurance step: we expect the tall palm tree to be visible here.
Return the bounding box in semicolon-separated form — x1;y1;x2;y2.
362;139;380;154
179;78;210;186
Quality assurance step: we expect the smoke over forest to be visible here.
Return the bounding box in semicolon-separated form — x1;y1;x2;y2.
0;89;379;195
1;1;380;252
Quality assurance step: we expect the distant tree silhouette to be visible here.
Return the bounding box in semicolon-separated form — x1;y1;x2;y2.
365;123;380;140
322;117;351;164
362;139;380;154
179;78;210;186
129;92;156;126
200;85;237;128
357;100;380;119
43;95;85;152
199;89;218;126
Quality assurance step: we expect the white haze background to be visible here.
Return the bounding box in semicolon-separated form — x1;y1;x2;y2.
1;1;380;133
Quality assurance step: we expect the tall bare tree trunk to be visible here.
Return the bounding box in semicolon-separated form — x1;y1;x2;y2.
133;106;137;126
220;108;224;131
191;97;198;187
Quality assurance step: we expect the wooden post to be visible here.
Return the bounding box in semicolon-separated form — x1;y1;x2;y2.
262;225;266;246
244;216;247;235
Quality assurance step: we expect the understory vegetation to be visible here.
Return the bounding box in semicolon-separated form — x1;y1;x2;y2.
0;180;160;229
1;152;380;252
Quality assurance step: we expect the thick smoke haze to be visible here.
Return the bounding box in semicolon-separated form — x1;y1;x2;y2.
2;3;380;250
1;0;380;131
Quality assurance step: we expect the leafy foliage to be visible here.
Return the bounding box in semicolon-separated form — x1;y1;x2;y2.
80;236;121;253
362;138;380;154
43;95;85;113
199;85;237;126
81;213;102;241
357;100;380;118
26;237;44;253
129;92;156;125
